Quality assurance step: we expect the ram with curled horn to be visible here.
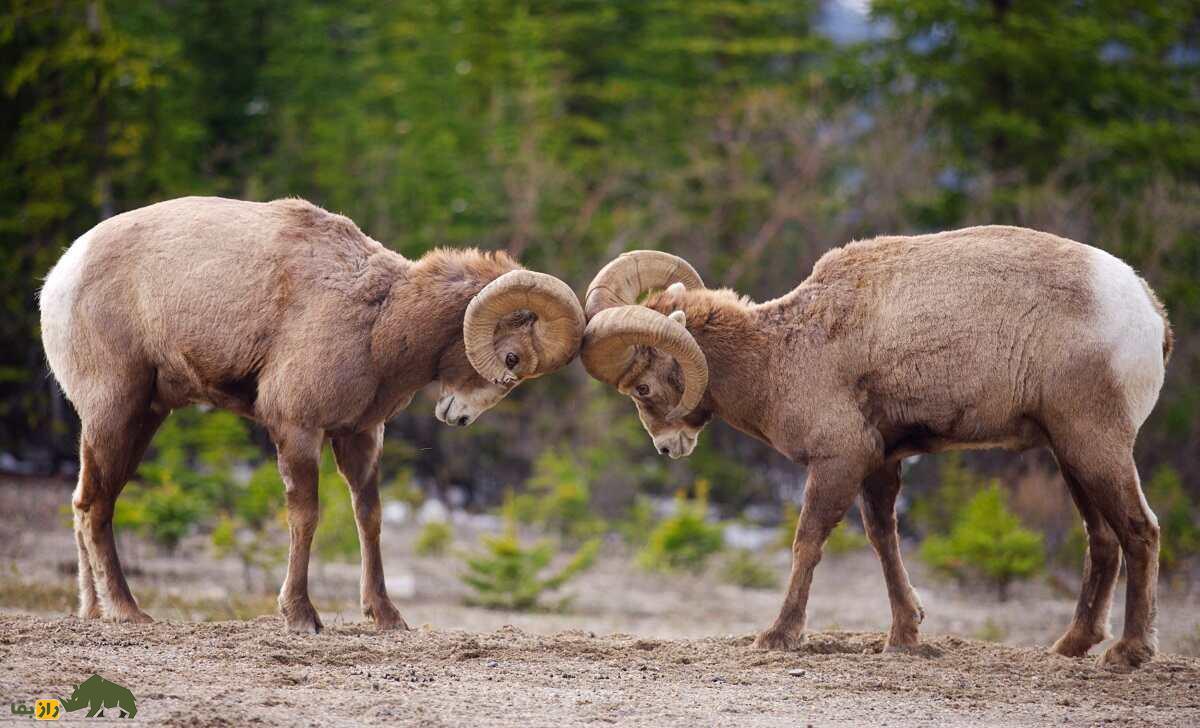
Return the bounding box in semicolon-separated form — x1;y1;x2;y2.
581;227;1173;669
40;196;584;634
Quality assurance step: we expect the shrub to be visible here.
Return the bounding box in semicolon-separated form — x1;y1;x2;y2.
1053;520;1087;570
683;443;765;506
775;503;800;550
123;408;270;556
138;408;256;512
315;450;361;562
720;549;777;589
115;473;206;553
415;520;453;556
384;469;425;511
921;485;1044;601
775;505;868;555
209;462;285;591
910;453;982;537
616;496;657;547
238;462;286;529
461;507;599;611
211;515;285;592
825;520;870;555
1146;465;1200;575
511;448;605;543
638;481;724;573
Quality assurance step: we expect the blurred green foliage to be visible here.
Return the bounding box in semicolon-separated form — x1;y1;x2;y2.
638;481;724;573
510;448;606;543
1146;465;1200;575
616;496;658;548
775;504;868;556
921;485;1045;601
112;408;287;593
825;520;870;556
209;462;286;590
384;470;425;511
461;500;599;611
314;450;361;562
909;454;981;537
114;474;204;553
414;520;453;558
874;0;1200;183
3;1;1198;525
720;549;778;590
775;503;800;551
117;408;261;552
1054;521;1088;573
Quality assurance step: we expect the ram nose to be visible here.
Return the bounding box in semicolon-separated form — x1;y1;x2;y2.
653;431;697;459
435;395;478;427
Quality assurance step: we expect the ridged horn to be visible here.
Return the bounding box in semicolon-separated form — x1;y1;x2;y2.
584;250;704;320
464;270;585;385
580;305;708;419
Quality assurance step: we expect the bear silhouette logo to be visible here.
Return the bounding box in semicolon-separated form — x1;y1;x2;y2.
60;675;137;719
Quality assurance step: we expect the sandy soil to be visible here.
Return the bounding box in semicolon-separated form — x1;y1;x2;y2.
2;614;1199;727
3;479;1200;725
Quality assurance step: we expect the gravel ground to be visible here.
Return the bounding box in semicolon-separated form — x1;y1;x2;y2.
2;614;1199;727
3;478;1199;726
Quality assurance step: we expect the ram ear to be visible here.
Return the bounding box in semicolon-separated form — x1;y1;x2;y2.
666;282;686;297
668;310;686;326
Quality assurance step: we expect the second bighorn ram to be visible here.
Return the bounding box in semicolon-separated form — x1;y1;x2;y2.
580;226;1172;668
41;196;585;633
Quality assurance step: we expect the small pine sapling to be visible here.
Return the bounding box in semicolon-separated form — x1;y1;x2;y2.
921;485;1044;601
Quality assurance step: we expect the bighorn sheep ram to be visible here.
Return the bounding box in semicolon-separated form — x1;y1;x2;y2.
40;196;585;633
581;226;1172;668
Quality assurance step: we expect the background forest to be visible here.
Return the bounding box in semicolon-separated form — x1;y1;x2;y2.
2;1;1199;590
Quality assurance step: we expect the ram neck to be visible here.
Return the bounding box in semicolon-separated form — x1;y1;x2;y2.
695;322;773;444
372;290;462;380
370;257;510;382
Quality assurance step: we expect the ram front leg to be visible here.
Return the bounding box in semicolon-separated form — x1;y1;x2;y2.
273;425;325;634
755;451;873;651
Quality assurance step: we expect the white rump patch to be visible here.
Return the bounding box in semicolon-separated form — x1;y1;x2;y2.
1087;247;1165;428
40;229;94;385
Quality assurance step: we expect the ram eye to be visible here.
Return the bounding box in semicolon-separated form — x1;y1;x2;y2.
505;352;520;370
635;384;650;397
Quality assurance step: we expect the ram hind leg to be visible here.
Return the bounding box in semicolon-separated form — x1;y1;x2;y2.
1050;460;1121;658
332;425;408;631
74;397;166;622
1096;455;1160;669
74;526;101;619
1051;425;1158;668
860;463;924;650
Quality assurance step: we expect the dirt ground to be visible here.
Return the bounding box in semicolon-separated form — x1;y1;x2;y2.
2;614;1199;727
2;478;1200;725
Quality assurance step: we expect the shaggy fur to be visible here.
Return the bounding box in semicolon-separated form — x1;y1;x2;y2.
40;196;560;633
616;226;1170;668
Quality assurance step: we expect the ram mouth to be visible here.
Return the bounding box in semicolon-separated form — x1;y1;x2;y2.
675;432;698;458
658;431;697;458
436;396;455;424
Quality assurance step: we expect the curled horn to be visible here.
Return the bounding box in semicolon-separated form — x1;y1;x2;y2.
464;270;584;385
584;250;704;320
581;252;708;418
